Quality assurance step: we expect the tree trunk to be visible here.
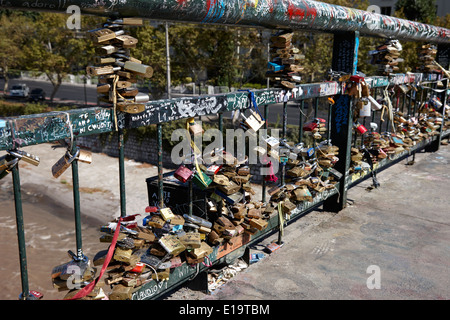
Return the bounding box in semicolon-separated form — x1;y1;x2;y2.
46;72;62;103
2;65;9;96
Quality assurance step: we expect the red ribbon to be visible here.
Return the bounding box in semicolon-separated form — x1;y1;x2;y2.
65;217;123;300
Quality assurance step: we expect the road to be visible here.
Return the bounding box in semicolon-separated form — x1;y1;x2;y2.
0;78;97;106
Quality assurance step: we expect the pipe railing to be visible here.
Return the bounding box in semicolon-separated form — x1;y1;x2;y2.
2;0;450;43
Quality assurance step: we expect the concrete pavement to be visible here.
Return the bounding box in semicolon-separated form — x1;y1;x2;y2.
201;144;450;300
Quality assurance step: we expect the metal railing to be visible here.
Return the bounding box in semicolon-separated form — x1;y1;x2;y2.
0;0;449;300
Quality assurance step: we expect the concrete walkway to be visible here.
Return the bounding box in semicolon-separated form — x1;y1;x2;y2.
202;144;450;300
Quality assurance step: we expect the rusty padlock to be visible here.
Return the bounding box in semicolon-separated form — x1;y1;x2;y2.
51;148;80;178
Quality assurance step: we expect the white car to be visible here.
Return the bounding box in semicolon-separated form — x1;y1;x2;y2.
9;84;30;99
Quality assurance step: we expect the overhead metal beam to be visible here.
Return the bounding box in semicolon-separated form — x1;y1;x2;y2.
2;0;449;43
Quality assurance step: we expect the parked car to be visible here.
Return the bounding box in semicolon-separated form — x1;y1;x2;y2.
29;88;46;102
9;84;29;99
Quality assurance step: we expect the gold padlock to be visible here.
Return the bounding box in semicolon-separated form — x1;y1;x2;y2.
52;149;80;178
77;150;92;164
8;149;40;166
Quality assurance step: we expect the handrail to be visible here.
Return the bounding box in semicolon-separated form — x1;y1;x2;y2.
2;0;450;43
0;73;432;151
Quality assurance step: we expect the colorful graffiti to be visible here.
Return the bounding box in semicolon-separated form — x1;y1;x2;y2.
1;0;449;43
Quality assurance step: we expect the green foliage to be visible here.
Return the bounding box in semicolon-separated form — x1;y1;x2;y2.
0;100;47;116
395;0;437;24
0;99;76;117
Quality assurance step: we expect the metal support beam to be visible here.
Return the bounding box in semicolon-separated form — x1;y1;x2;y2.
118;129;126;217
3;0;449;43
157;123;164;208
71;140;84;260
426;43;450;152
12;165;30;300
323;31;359;212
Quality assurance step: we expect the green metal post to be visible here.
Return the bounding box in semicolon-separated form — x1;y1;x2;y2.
298;100;304;144
281;101;287;186
323;31;359;212
157;123;164;208
426;43;449;152
314;97;319;118
71;141;83;260
327;101;332;141
118;129;126;217
262;104;268;203
12;165;30;300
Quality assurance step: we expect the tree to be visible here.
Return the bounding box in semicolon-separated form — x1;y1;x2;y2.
0;12;31;94
21;13;99;102
395;0;437;24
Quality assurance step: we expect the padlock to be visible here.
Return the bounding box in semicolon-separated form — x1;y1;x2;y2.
51;149;80;178
249;218;268;231
218;180;240;195
0;155;19;180
94;56;116;65
179;232;201;249
354;123;368;135
191;241;213;259
118;103;146;114
114;34;139;48
160;207;175;221
183;214;212;229
300;147;315;158
359;100;372;117
187;118;204;136
174;165;193;183
86;65;121;76
192;170;212;190
368;95;382;110
213;174;229;185
77;149;92;164
158;234;186;256
264;135;280;149
206;164;222;175
89;28;123;43
242;111;265;132
207;200;217;213
8;149;40;166
293;186;312;202
100;44;118;55
119;61;153;78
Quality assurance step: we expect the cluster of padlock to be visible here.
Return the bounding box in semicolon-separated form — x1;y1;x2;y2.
341;74;384;120
368;39;403;76
0;149;40;180
350;95;446;176
266;139;340;213
86;17;152;114
51;250;101;299
417;43;439;73
266;30;304;89
54;114;344;299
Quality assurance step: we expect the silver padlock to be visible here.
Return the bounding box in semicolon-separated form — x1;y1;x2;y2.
51;149;80;178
